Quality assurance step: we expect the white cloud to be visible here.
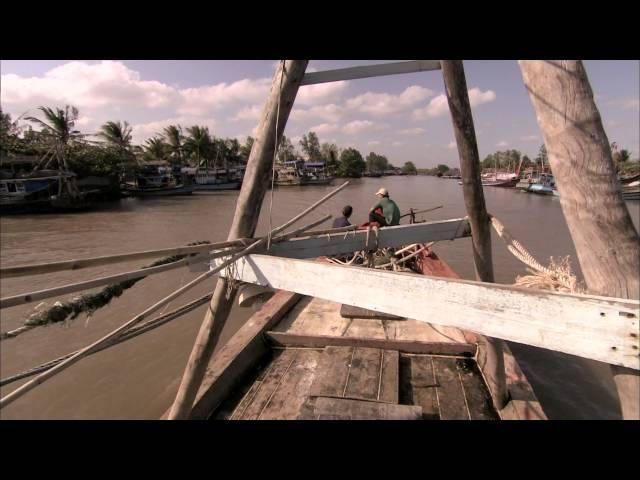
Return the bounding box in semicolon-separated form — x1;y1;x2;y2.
413;87;496;120
309;123;339;135
1;61;176;112
368;140;381;146
392;141;403;147
231;105;263;122
624;98;639;110
343;120;384;135
520;135;539;142
496;140;509;147
346;85;434;116
447;141;457;149
296;81;348;106
177;78;272;116
290;103;344;123
399;127;425;135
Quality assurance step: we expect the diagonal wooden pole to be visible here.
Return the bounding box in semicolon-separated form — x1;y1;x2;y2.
519;60;640;419
441;60;508;410
167;60;310;420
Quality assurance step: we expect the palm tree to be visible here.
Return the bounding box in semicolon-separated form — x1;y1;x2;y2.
144;137;168;161
25;105;83;170
184;126;212;166
163;125;185;165
98;121;133;153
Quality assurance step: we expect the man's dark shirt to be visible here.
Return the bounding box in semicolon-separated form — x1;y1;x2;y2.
332;217;351;228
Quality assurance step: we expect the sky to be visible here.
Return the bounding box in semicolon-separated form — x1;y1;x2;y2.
1;59;638;169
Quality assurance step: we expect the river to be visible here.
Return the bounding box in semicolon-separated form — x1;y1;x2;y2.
1;176;638;419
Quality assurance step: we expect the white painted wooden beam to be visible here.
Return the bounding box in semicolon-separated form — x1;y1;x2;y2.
258;218;471;259
300;60;441;85
215;254;640;370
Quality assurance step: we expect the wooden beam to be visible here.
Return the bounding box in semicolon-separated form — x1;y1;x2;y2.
160;290;303;420
0;249;237;309
216;254;640;370
0;241;246;279
260;218;471;259
265;331;477;356
300;60;441;85
441;60;507;409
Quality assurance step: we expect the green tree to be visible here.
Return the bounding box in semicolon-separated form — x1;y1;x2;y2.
143;137;168;161
535;144;548;166
163;125;185;164
239;136;254;164
184;126;213;166
366;152;389;174
402;161;417;175
278;135;297;163
338;147;365;178
97;121;134;160
299;131;322;162
436;164;450;174
25;105;86;171
321;142;340;174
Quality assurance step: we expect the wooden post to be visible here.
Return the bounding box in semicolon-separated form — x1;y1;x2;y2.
441;60;509;410
519;60;640;419
167;60;309;420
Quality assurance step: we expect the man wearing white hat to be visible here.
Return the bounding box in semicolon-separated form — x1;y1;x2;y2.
369;187;401;227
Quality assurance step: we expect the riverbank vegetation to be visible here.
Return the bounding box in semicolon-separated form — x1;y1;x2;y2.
2;105;637;180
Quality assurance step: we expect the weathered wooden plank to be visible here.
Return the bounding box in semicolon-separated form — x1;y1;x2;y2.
399;354;439;420
265;331;477;356
455;358;499;420
258;218;471;260
344;347;384;401
258;349;322;420
379;350;400;404
217;254;640;369
308;346;354;398
312;397;423;420
161;290;302;420
433;357;470;420
340;304;404;320
300;60;441;86
237;349;299;420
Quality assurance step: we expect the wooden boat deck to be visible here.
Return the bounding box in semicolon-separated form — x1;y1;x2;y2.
167;249;546;421
212;297;499;420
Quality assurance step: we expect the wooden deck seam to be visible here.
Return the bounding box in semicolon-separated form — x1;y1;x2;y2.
457;369;472;420
257;351;299;420
341;348;356;397
431;357;441;418
376;349;384;401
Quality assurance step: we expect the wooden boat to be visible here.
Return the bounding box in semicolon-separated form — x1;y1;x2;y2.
122;169;194;197
190;166;244;192
173;243;545;420
525;173;556;195
275;161;333;186
122;184;194;197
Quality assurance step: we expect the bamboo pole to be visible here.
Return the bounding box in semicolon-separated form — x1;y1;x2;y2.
0;293;214;387
0;239;252;279
441;60;508;410
519;60;640;419
0;207;331;409
0;248;238;309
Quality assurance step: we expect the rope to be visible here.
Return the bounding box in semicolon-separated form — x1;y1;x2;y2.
489;215;581;293
267;60;286;250
0;293;212;388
